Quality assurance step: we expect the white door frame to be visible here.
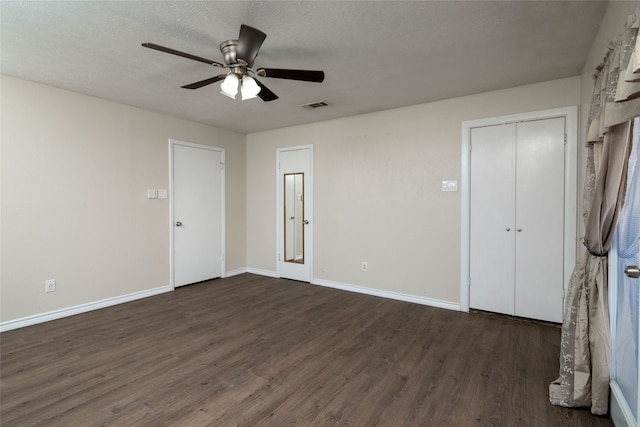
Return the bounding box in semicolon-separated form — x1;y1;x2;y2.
609;124;639;427
169;139;226;288
276;144;313;281
460;106;578;313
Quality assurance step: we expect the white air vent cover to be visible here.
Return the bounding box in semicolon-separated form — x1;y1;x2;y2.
301;100;330;110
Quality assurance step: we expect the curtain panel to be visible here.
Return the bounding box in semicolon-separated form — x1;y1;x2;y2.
549;6;639;415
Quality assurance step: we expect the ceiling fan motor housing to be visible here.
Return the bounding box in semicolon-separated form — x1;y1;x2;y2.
220;40;243;69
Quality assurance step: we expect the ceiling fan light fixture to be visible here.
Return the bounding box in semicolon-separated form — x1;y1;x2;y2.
240;76;261;100
220;73;239;98
143;25;324;103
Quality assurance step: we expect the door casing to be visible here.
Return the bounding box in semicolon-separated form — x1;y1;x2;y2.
468;118;566;322
460;106;578;315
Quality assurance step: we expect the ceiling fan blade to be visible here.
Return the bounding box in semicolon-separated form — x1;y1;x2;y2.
257;68;325;83
236;25;266;68
255;79;279;102
181;75;227;89
142;43;224;67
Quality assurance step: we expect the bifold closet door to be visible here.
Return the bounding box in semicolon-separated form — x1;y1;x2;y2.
469;123;516;316
469;118;565;322
514;118;565;323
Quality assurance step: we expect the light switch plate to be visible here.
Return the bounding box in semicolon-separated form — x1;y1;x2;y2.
158;189;167;199
147;189;158;199
441;180;458;192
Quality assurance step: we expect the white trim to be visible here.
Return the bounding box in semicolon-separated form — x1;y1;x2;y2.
247;267;278;278
0;285;173;332
224;267;248;278
313;278;460;311
460;106;578;314
276;144;314;282
169;139;226;288
220;149;226;277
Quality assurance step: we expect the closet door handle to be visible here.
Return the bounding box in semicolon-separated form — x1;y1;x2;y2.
506;227;511;231
517;228;522;232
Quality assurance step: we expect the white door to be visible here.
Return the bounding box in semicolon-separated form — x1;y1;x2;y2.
611;125;639;427
469;124;516;315
514;118;566;322
277;146;312;282
469;118;566;322
171;141;224;287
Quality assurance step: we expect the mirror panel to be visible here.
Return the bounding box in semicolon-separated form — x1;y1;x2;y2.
284;173;304;263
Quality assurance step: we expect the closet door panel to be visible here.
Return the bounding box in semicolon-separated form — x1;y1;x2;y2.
514;118;566;322
469;124;516;315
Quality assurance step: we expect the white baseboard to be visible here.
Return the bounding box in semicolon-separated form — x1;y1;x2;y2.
1;272;460;332
242;269;460;311
312;278;460;311
0;285;173;332
246;267;278;278
224;267;248;278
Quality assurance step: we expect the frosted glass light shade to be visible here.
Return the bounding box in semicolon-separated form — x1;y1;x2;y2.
220;74;239;98
241;76;261;100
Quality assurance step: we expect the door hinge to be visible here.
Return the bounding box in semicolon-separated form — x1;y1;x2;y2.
220;162;224;170
564;134;567;144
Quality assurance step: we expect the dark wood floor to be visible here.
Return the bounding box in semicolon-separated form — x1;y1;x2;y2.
1;274;612;426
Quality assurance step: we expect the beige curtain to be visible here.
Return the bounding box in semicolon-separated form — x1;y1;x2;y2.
549;6;639;415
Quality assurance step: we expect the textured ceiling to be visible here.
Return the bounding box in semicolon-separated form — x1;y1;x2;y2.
1;1;608;134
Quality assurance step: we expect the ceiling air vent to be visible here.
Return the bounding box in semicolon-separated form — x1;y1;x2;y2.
301;100;330;110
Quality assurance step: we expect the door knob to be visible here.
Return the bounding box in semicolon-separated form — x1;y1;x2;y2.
625;265;640;279
517;228;522;232
303;220;309;225
175;221;183;227
506;227;511;231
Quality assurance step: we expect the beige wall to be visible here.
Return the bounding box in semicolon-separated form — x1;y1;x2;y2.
247;76;581;304
3;0;634;325
1;76;246;322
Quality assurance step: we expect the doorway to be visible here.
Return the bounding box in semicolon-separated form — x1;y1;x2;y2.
170;140;225;287
277;145;313;282
460;107;578;322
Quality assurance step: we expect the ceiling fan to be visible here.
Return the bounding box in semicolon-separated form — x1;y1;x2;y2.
142;24;325;102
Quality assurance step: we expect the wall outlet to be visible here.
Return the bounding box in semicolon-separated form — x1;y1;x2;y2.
45;279;56;293
361;262;368;272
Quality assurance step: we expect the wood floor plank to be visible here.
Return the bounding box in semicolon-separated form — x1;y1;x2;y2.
1;274;613;426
